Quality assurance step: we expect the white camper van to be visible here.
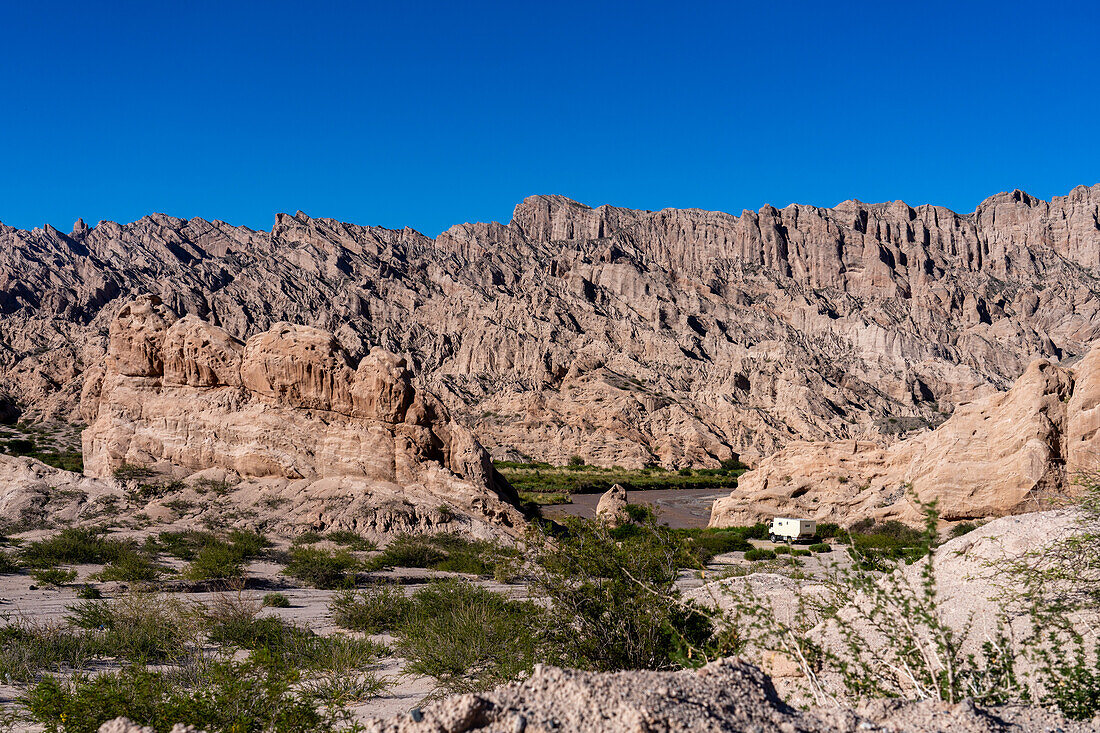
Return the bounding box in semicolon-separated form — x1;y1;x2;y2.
769;517;817;542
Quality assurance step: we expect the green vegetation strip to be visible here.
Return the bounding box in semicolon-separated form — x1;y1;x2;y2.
496;459;746;499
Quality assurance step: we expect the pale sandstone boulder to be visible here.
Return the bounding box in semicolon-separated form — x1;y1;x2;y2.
710;351;1096;527
594;483;629;526
79;297;525;538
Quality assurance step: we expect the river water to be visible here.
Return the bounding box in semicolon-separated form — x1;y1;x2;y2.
540;488;728;529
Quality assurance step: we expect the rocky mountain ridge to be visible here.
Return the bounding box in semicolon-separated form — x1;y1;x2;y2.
2;185;1099;468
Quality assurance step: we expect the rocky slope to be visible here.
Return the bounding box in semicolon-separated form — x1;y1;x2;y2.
3;185;1100;467
97;656;1097;733
360;657;1092;732
2;295;525;538
710;345;1100;526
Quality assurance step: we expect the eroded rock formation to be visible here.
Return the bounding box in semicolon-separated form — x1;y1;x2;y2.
2;186;1100;467
710;347;1100;526
77;296;524;537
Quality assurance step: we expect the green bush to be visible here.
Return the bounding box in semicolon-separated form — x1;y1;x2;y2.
21;655;335;733
949;522;979;539
184;542;245;582
282;547;359;589
144;530;219;561
94;549;165;583
0;621;102;683
325;530;376;551
291;531;325;546
0;549;20;574
815;522;843;540
531;518;734;672
32;567;78;586
808;542;831;553
394;580;543;696
330;586;411;634
368;534;514;577
370;536;446;569
262;592;292;608
226;529;272;558
791;548;812;557
743;549;775;562
65;594;197;664
20;528;132;567
773;545;791;555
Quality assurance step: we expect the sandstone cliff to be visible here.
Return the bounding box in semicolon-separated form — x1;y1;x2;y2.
710;347;1100;526
75;296;524;537
2;185;1100;467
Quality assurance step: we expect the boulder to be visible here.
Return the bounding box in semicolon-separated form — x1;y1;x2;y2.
594;483;629;526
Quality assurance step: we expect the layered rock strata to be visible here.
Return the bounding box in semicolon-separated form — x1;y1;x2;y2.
2;186;1100;467
710;347;1100;526
77;296;524;537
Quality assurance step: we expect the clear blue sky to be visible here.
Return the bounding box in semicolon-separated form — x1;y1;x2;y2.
1;1;1097;235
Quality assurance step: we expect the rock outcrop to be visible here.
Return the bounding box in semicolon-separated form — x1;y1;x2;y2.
77;296;525;537
360;657;1091;732
594;483;629;526
710;347;1100;526
3;186;1100;467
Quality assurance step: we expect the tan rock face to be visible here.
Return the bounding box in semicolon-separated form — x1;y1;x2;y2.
710;350;1097;526
2;186;1100;468
80;296;525;537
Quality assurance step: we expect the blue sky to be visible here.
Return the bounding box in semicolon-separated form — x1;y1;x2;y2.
1;1;1097;235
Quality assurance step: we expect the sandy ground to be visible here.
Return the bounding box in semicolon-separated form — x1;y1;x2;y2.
0;547;547;727
0;514;847;729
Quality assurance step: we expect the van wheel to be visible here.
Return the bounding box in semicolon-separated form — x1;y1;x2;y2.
768;533;776;542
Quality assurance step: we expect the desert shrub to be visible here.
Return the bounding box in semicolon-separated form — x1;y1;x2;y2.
20;528;132;567
329;586;411;634
530;517;734;672
111;463;156;482
0;621;101;683
76;585;101;599
743;549;775;561
808;543;831;553
282;547;359;589
325;530;376;551
226;529;272;558
0;549;19;574
949;522;979;539
773;545;791;555
145;530;219;561
369;534;515;577
370;536;446;569
21;654;337;733
66;593;198;664
671;529;753;564
292;531;325;546
996;477;1100;718
94;548;165;583
792;548;812;557
714;501;1031;710
262;592;292;608
623;503;655;523
184;542;245;582
32;567;78;586
394;579;542;696
815;522;843;540
740;523;770;540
